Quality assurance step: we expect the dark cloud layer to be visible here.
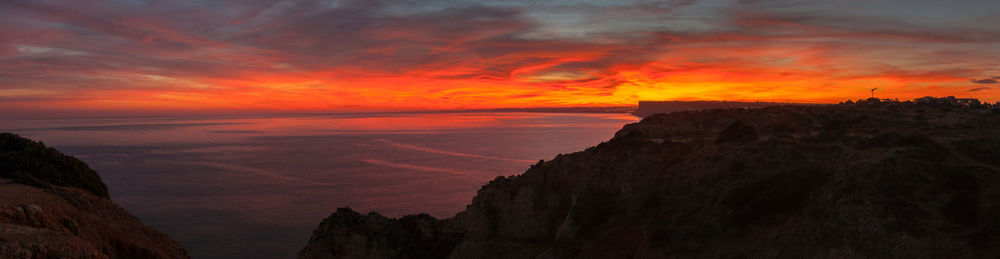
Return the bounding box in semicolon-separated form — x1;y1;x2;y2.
972;78;998;84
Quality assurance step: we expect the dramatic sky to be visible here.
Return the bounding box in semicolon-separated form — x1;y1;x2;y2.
2;0;999;115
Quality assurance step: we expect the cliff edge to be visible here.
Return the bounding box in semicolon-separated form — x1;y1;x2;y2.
0;133;188;259
302;101;1000;258
631;100;799;117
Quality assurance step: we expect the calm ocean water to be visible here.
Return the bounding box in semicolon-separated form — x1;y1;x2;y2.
1;112;637;258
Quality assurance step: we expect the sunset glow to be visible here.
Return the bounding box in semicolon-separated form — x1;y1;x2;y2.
2;0;999;117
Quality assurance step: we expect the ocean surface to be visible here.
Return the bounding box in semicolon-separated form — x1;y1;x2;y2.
1;112;637;258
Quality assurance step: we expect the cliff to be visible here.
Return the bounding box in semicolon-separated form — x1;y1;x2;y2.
1;133;108;197
632;100;803;117
301;101;1000;258
0;133;188;258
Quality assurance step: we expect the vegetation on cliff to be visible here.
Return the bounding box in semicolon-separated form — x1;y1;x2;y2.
302;100;1000;258
0;133;108;197
631;100;801;117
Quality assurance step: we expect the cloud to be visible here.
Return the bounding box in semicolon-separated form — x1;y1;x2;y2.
971;78;999;84
969;87;991;92
1;0;999;114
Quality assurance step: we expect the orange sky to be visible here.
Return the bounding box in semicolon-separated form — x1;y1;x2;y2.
1;0;999;117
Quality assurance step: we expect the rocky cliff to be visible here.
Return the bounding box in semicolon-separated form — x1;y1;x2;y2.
0;133;188;259
301;101;1000;258
632;101;801;117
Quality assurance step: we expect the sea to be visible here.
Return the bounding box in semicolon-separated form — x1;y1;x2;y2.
0;112;638;258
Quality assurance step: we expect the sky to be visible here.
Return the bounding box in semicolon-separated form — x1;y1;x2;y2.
2;0;999;116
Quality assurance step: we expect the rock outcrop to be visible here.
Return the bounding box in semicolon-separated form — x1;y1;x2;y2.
0;133;188;258
299;208;460;259
301;101;1000;258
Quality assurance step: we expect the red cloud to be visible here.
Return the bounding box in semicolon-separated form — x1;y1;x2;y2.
1;0;998;116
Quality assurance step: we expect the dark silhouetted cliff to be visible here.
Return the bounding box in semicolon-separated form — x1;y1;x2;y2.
0;133;188;258
301;101;1000;258
632;100;806;117
0;133;108;197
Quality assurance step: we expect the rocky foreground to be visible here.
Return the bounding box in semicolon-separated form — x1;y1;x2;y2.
301;100;1000;258
0;133;188;258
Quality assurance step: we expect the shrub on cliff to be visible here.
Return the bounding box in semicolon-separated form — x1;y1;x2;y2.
715;121;758;144
0;133;109;197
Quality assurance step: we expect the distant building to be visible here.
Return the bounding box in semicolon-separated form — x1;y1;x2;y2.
915;96;983;108
959;98;981;107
